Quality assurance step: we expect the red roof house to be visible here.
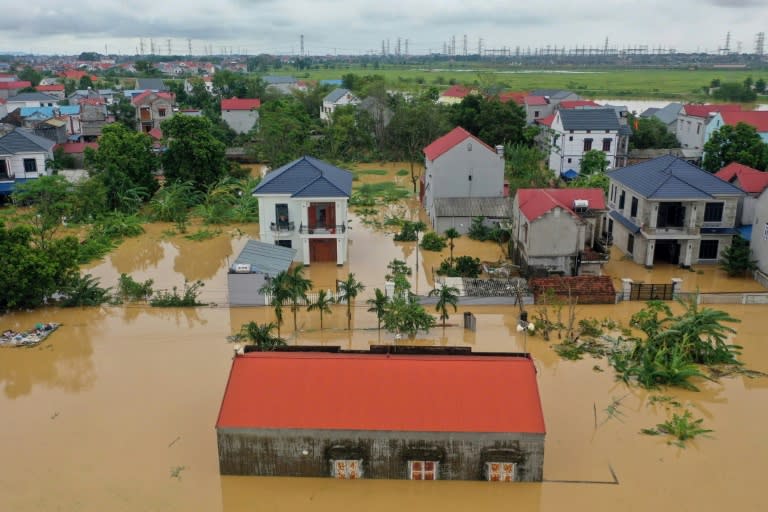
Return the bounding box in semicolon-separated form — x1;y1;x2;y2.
715;162;768;194
499;91;527;105
719;110;768;134
512;188;610;276
35;84;64;93
437;84;475;104
681;103;742;118
558;100;601;109
221;97;261;111
220;98;262;134
423;126;494;161
216;350;545;480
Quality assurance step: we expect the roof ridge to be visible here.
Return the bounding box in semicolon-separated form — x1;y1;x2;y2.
292;157;348;197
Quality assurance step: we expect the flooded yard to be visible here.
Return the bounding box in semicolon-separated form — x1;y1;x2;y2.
1;163;767;510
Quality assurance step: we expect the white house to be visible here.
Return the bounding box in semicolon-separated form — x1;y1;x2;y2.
253;156;353;266
750;188;768;287
320;88;360;122
5;92;60;113
676;104;742;159
422;126;506;234
546;109;620;178
221;98;261;134
0;127;55;195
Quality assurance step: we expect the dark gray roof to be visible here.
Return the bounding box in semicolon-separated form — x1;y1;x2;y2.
8;92;59;102
619;125;633;136
651;102;683;126
0;128;55;154
607;155;745;199
136;78;168;91
253;156;352;197
434;197;511;218
323;88;355;104
640;107;660;118
531;89;575;100
559;109;620;131
609;211;640;234
263;76;297;85
233;240;296;276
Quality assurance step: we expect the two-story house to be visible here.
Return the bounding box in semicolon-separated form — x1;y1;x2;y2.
132;91;175;133
422;127;506;234
676;104;741;160
320;88;360;122
253;156;352;266
715;162;768;227
221;98;261;134
6;92;60;113
607;155;744;268
546;109;620;177
750;188;768;287
0;127;55;195
511;188;609;276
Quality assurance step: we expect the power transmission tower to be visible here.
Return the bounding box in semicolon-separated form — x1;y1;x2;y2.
139;38;145;55
463;34;467;56
300;34;304;57
167;39;172;56
150;39;155;55
756;32;765;56
451;35;456;56
188;38;192;57
405;38;409;57
396;37;401;56
477;37;483;57
381;40;385;56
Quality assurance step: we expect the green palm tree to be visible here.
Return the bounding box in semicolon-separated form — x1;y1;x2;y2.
239;321;286;351
259;271;291;337
366;288;389;333
428;283;459;328
285;264;312;333
338;273;365;330
307;289;334;330
444;228;460;264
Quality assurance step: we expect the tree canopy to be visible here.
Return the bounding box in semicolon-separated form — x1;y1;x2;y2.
161;115;228;190
702;122;768;172
629;115;680;150
449;95;526;147
579;149;609;176
257;98;314;167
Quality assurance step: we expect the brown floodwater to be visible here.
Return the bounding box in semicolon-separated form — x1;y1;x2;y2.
2;164;767;511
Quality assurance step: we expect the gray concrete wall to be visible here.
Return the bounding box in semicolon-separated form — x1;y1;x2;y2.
217;428;544;481
752;192;768;275
222;109;259;134
228;273;268;306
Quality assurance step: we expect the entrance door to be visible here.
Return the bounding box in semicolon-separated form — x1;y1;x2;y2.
654;240;680;264
309;239;337;262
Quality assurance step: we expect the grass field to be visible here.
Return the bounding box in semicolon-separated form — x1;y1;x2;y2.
280;65;768;101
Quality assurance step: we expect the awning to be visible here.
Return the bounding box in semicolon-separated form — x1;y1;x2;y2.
737;225;752;241
561;169;579;181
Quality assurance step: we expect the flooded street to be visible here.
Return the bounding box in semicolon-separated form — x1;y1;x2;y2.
1;163;767;511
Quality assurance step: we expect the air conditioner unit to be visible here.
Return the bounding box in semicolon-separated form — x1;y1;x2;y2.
233;263;251;273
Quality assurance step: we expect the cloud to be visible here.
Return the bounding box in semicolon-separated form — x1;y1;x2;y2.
706;0;763;6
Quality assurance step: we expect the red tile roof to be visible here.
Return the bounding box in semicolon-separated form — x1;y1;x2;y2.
59;69;97;81
35;84;64;92
440;84;472;98
423;126;496;161
516;188;607;221
216;352;545;433
499;91;527;105
0;80;31;90
559;100;600;109
131;90;174;106
682;103;742;118
525;95;549;106
719;110;768;133
221;97;261;110
148;127;163;140
715;162;768;194
537;114;555;127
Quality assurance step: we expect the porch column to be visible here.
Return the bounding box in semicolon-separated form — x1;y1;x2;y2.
688;204;697;230
302;238;310;266
645;240;655;268
671;278;683;298
301;201;309;230
682;241;694;268
649;203;658;229
336;237;344;266
621;278;633;301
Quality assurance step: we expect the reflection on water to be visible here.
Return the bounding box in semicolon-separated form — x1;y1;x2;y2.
2;162;768;510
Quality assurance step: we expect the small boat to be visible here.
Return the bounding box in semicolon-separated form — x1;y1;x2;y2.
0;323;61;347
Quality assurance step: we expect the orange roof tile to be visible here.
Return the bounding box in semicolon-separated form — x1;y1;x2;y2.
715;162;768;194
719;110;768;133
217;352;545;434
517;188;607;221
221;97;261;110
682;104;742;118
423;126;495;161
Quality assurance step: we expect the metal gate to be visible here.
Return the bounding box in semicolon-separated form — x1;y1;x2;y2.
628;283;674;301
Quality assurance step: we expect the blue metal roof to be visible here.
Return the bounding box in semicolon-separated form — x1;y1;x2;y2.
559;109;620;131
253;156;352;198
0;178;30;195
19;106;80;117
233;240;296;276
323;88;353;103
607;155;745;199
561;169;579;180
609;210;641;234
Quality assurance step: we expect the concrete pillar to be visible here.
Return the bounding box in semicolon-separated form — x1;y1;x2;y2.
650;203;658;229
645;240;655;268
671;278;683;298
682;241;693;268
301;201;309;229
621;278;633;301
384;280;395;299
689;204;697;230
336;237;344;266
302;238;310;265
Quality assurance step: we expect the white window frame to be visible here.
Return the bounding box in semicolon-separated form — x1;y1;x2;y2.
485;461;516;482
408;460;438;480
331;459;363;479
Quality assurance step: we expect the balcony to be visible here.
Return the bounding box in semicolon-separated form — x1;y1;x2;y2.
299;224;346;235
270;221;295;233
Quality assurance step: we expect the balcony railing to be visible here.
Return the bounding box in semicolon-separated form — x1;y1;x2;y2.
270;221;295;232
299;224;346;235
643;225;700;235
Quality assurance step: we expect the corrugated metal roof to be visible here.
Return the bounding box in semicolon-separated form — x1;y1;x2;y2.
19;106;80;117
216;352;545;433
7;92;59;102
323;88;355;104
253;156;352;197
0;128;55;154
136;78;168;91
559;109;620;131
608;155;745;199
233;240;296;276
433;197;511;218
609;210;641;234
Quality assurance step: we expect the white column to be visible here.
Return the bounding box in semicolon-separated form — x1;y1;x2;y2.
336;238;344;266
621;278;633;301
645;240;655;268
683;241;694;267
671;278;683;298
301;201;309;229
302;238;310;265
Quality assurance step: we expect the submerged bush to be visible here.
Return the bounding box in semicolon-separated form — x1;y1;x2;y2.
150;280;206;307
420;232;446;251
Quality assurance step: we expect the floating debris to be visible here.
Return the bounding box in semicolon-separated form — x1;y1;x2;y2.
0;323;61;348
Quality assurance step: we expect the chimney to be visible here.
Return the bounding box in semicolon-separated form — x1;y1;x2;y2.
495;145;504;157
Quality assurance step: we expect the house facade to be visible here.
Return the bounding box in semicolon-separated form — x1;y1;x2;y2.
676;104;741;159
546;109;620;177
607;155;744;268
715;162;768;226
705;110;768;146
253;156;352;266
422;127;505;234
750;189;768;287
320;88;360;122
216;349;545;481
0;128;55;195
221;97;261;134
511;188;610;276
132;91;174;133
6;92;60;113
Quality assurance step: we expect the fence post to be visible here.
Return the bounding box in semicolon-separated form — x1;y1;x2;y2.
671;278;683;299
621;278;633;301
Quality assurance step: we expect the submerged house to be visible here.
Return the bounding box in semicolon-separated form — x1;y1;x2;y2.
216;349;545;481
0;127;55;195
253;156;352;266
227;240;297;306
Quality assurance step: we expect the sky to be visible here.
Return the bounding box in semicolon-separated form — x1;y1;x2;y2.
2;0;768;56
